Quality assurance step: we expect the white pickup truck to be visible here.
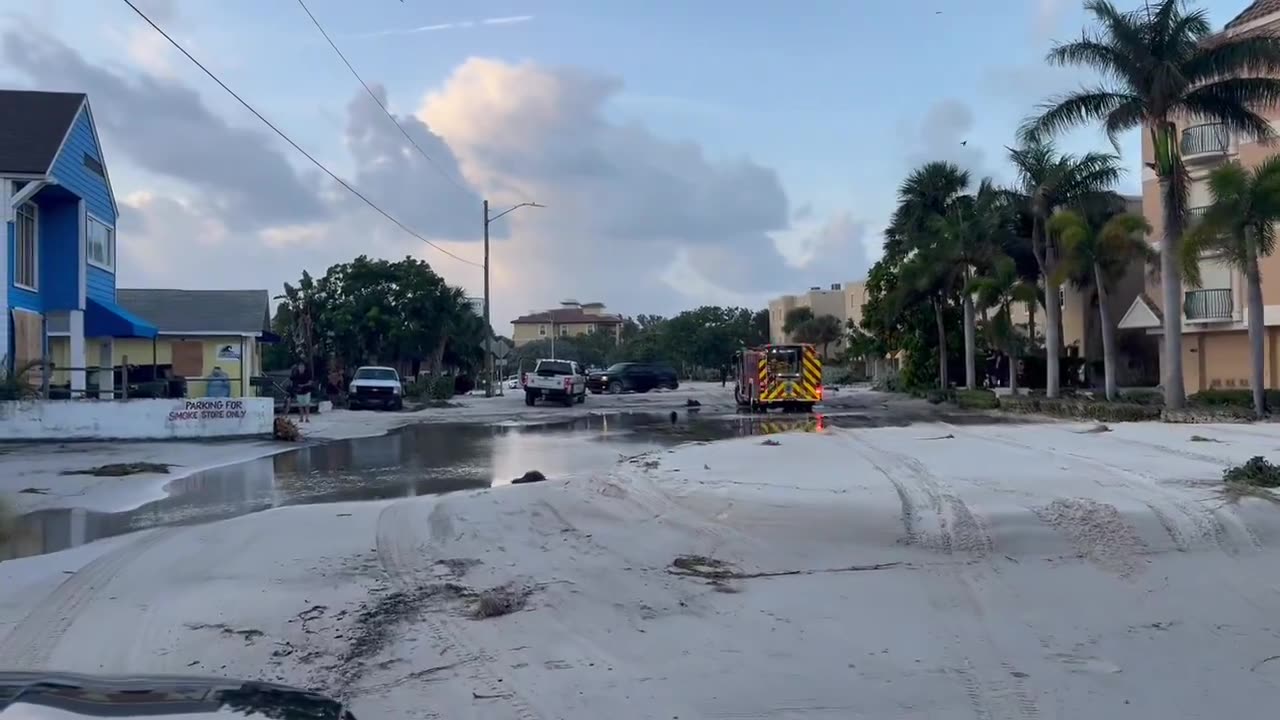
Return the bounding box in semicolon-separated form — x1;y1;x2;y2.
523;359;587;406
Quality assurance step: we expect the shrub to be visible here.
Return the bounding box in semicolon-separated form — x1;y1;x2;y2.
1121;389;1164;406
1188;388;1280;411
999;396;1160;422
955;388;999;410
1223;456;1280;488
0;357;41;401
429;375;455;401
925;389;948;405
453;375;475;396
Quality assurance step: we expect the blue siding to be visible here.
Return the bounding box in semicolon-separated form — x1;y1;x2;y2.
49;105;117;304
87;266;114;303
6;220;40;313
39;197;80;310
49;107;115;224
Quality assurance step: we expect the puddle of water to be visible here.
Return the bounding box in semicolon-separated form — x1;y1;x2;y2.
1;409;1034;560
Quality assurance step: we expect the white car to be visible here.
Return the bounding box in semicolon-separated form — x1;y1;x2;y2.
348;366;403;410
505;375;521;390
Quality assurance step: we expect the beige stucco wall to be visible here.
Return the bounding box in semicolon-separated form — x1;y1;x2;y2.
512;321;620;347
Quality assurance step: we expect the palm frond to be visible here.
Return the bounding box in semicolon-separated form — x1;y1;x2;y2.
1186;34;1280;84
1080;0;1153;70
1177;79;1280;142
1020;88;1141;145
1047;35;1136;86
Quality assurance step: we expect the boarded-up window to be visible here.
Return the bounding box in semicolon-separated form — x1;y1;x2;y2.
11;309;44;386
171;341;204;378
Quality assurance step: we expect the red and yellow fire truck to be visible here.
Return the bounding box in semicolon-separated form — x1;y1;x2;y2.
733;343;823;412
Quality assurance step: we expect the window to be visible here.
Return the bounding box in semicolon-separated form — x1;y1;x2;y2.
560;325;569;336
538;324;547;336
14;201;37;290
87;215;114;270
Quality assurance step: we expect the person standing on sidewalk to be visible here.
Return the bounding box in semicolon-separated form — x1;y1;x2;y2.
290;361;313;424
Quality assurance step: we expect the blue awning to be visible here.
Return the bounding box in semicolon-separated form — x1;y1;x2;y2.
85;297;158;338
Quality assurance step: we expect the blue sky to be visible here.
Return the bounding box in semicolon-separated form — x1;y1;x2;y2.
0;0;1256;323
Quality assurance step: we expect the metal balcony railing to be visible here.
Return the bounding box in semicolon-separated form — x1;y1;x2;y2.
1181;123;1230;157
1185;288;1233;321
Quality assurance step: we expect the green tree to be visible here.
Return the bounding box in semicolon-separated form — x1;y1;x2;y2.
793;314;844;358
1050;209;1153;400
1021;0;1280;409
968;256;1039;392
782;307;815;337
931;179;1010;388
1007;140;1122;398
1180;157;1280;417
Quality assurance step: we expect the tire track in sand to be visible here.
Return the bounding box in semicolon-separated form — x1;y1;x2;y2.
840;431;1038;719
0;528;177;668
944;424;1260;555
375;499;544;720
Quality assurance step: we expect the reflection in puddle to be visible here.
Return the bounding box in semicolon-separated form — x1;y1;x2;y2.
2;409;1031;560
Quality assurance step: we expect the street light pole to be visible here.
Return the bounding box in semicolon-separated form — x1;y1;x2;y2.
483;199;544;397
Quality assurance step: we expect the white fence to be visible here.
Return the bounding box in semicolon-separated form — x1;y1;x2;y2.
0;397;274;441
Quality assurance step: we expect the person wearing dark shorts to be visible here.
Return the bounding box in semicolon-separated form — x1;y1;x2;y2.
290;361;313;423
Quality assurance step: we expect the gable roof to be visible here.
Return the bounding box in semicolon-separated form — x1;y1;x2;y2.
48;289;272;335
0;90;86;175
512;308;624;325
1118;293;1163;330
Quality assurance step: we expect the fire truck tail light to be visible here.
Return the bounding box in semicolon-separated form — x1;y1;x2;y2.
817;385;824;400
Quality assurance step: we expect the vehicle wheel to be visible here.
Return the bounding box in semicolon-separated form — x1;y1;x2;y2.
524;392;536;406
562;395;574;407
391;400;403;411
590;389;601;395
608;381;623;394
576;392;586;404
799;403;815;413
669;381;680;390
349;401;361;411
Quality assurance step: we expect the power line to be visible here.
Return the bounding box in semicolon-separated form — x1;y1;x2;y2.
120;0;483;269
295;0;477;201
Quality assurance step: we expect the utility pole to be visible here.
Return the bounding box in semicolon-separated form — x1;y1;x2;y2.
483;199;544;397
483;200;491;398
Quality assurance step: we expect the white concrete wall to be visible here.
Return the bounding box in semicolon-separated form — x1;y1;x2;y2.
0;397;273;441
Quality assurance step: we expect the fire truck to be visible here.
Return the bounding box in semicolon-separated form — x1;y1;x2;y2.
733;343;823;412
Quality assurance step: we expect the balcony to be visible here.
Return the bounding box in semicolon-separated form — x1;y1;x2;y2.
1181;123;1230;162
1184;288;1233;321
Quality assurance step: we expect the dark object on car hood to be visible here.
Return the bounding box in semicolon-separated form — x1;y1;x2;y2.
0;671;355;719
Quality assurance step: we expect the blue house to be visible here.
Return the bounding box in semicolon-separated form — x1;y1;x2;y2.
2;89;156;396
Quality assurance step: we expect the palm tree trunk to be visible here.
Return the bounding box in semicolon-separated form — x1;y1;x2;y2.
1027;299;1036;344
1045;279;1062;398
1093;263;1117;402
1247;254;1265;418
963;292;976;389
933;297;948;389
1159;178;1187;409
1004;303;1018;393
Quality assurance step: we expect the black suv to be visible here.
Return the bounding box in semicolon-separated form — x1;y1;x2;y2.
587;362;679;394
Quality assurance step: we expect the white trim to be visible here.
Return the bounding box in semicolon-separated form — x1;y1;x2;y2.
85;212;115;272
0;172;50;181
0;180;8;361
45;97;86;177
1118;295;1161;330
8;179;46;209
47;330;262;338
13;200;38;292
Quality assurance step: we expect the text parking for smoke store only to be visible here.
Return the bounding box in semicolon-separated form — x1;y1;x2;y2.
0;396;274;441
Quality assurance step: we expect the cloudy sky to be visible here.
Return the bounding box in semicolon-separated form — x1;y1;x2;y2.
0;0;1250;328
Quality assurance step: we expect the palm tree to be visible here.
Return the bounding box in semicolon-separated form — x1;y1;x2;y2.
969;257;1039;392
795;314;844;359
782;307;815;338
887;161;971;258
1050;209;1154;401
1007;140;1123;398
1181;157;1280;417
1021;0;1280;409
893;242;962;389
932;179;1009;388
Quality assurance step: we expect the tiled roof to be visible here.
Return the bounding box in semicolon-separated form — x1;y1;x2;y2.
0;90;85;175
512;308;623;324
1226;0;1280;28
48;289;271;335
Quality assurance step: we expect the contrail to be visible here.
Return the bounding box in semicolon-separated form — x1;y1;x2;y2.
356;15;533;38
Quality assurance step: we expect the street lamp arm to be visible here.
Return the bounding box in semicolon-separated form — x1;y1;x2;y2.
487;201;545;223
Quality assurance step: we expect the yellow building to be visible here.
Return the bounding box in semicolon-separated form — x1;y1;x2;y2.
49;289;272;397
767;281;866;355
511;300;623;347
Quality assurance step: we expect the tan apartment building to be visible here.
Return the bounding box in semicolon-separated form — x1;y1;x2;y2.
511;300;624;346
1118;0;1280;393
767;281;867;355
